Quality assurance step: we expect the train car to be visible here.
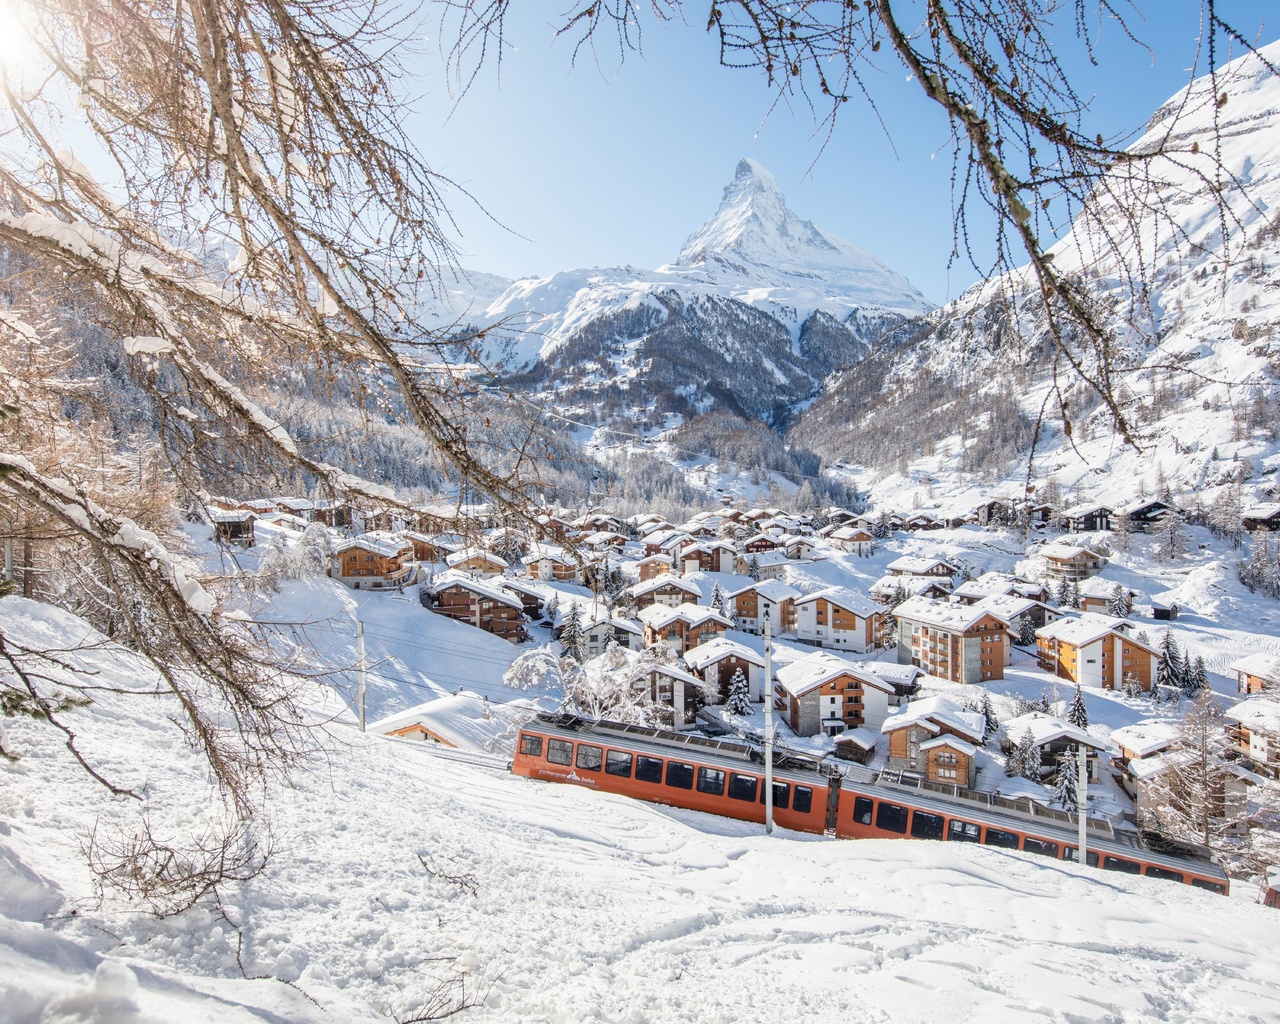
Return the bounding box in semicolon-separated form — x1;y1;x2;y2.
513;714;1229;895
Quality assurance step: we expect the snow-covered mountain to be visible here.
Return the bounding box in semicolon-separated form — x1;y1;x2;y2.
424;159;931;426
792;41;1280;514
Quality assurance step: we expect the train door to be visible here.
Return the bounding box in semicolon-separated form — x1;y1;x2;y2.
824;773;843;834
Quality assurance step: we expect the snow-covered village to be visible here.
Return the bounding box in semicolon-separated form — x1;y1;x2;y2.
4;4;1280;1023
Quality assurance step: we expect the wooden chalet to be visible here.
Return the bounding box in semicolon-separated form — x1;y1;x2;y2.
1062;503;1113;533
1243;503;1280;532
1230;652;1280;695
312;499;353;528
885;555;957;579
210;509;255;546
636;553;674;581
403;532;457;564
276;497;316;521
783;535;816;560
1151;598;1181;621
427;570;527;642
1118;498;1172;533
1040;543;1104;582
1001;712;1104;783
728;579;800;635
682;638;765;703
828;525;875;555
1035;613;1157;691
734;549;789;581
329;534;413;590
793;586;885;653
881;696;986;788
680;541;737;575
1224;699;1280;780
894;596;1008;684
631;662;702;730
624;574;701;610
1076;577;1133;614
742;533;782;555
773;651;892;737
638;603;732;654
869;574;953;605
499;578;547;621
523;545;583;583
445;547;509;578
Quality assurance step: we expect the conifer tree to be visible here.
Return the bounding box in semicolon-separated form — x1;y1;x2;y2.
979;691;1000;744
1157;629;1183;691
1065;580;1081;610
710;582;726;616
1053;753;1080;812
1017;616;1038;647
559;604;587;663
747;555;762;582
1054;576;1071;607
1018;729;1043;782
1066;683;1089;729
1107;585;1131;619
1004;738;1024;778
724;668;752;715
1111;508;1133;552
1184;656;1210;697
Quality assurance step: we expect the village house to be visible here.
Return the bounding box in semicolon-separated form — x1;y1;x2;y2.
403;532;457;564
952;572;1050;606
329;534;413;590
1034;613;1157;691
968;594;1055;660
728;579;800;635
523;545;583;583
1076;577;1134;614
902;511;943;531
370;691;512;751
869;574;952;604
1224;699;1280;780
1117;498;1172;533
783;535;816;560
734;549;790;580
275;497;316;521
881;696;986;787
828;524;875;555
1242;503;1280;532
773;651;893;737
643;528;693;556
858;660;923;707
638;603;733;654
741;533;782;555
680;541;737;575
1230;652;1280;694
210;509;255;546
624;574;702;611
794;586;885;653
312;498;353;528
1062;503;1113;533
885;555;958;579
635;553;674;581
1000;711;1105;783
556;603;642;657
1041;542;1105;582
631;662;704;730
236;498;277;516
1109;720;1181;801
1126;748;1253;836
426;571;527;642
682;637;766;703
894;596;1008;684
444;547;509;578
498;578;547;621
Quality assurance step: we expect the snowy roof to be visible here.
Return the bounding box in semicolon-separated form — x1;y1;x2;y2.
952;573;1019;601
1077;576;1128;599
794;586;879;618
636;603;732;630
775;651;893;699
636;553;674;564
857;660;922;687
969;593;1041;623
1109;720;1181;758
879;696;984;743
1040;542;1102;560
835;727;878;751
446;547;508;568
829;525;874;541
1229;652;1280;682
1035;613;1144;649
209;509;255;523
523;545;575;566
745;550;790;567
886;555;956;574
1062;503;1113;518
681;637;765;671
894;595;1006;633
1224;698;1280;735
728;578;801;603
1002;712;1102;750
869;575;950;598
430;570;523;609
370;691;529;752
1243;502;1280;520
920;734;978;757
625;575;701;599
334;534;410;558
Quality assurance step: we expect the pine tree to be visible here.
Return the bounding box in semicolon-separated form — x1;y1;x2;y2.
1066;580;1080;610
1052;753;1079;812
1122;672;1143;699
724;668;752;715
1054;575;1070;607
1107;585;1131;619
1066;683;1089;729
1157;629;1183;691
1018;729;1042;782
710;582;726;616
1184;656;1209;697
1111;508;1132;552
747;555;761;582
979;691;1000;743
1154;508;1187;561
1017;616;1037;647
559;604;586;663
1004;738;1024;778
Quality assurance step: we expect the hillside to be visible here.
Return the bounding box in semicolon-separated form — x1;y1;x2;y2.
3;594;1280;1024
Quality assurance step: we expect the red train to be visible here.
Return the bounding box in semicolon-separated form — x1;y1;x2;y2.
513;714;1229;894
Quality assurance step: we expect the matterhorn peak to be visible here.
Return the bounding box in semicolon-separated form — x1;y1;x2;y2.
671;158;931;313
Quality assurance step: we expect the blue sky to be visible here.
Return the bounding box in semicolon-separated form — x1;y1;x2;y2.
407;4;1273;305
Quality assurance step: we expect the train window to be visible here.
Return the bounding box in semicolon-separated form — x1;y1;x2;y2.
1144;865;1184;882
948;820;981;843
518;734;543;757
760;782;790;810
852;796;874;826
1103;856;1142;875
665;761;695;790
546;739;573;766
605;751;633;777
875;802;908;834
1022;838;1059;858
575;744;603;771
1063;847;1100;867
697;767;726;796
983;828;1020;849
1190;878;1227;894
793;786;813;815
910;811;945;840
728;773;758;802
636;756;664;783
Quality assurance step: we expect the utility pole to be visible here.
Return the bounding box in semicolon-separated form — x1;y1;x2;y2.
1076;742;1088;866
357;619;367;733
763;610;774;835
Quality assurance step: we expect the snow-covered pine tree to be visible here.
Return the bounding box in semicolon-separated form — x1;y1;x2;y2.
1004;738;1024;778
1018;729;1043;782
559;605;587;663
980;691;999;743
1154;508;1188;561
1054;575;1070;607
710;582;726;615
1157;629;1183;691
1065;580;1081;609
724;668;752;715
1208;486;1244;548
1052;753;1079;812
1107;584;1131;619
1017;616;1038;647
1123;672;1143;699
1066;683;1089;728
747;555;762;582
1184;656;1210;697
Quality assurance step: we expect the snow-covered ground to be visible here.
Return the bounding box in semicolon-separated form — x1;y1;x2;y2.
3;596;1280;1024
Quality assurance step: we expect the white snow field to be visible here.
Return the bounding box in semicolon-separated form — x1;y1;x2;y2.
2;596;1279;1024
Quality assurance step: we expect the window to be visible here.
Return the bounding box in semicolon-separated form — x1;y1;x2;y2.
852;796;874;826
665;761;695;789
576;744;603;771
1191;878;1227;894
636;756;663;783
728;773;758;802
1063;847;1100;867
875;802;909;834
936;768;957;780
759;781;790;810
948;820;981;843
936;752;957;765
911;811;945;839
1103;856;1141;875
546;739;573;766
1143;865;1184;882
605;750;633;777
1022;838;1059;858
518;734;543;757
983;829;1020;849
697;767;726;796
793;786;814;815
